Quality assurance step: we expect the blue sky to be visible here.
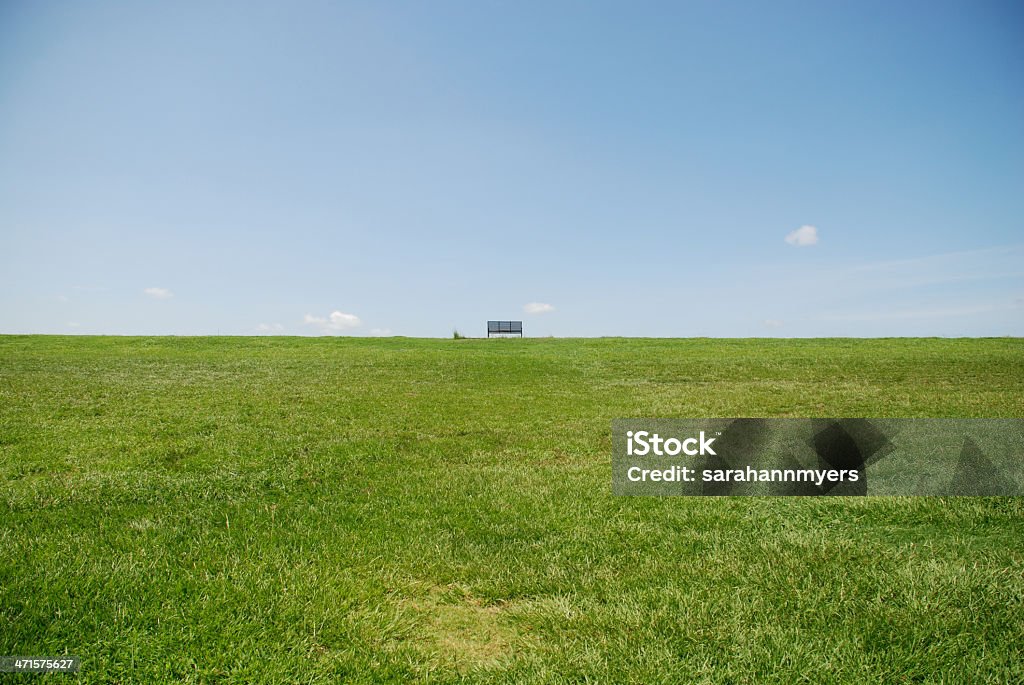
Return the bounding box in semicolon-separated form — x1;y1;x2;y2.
1;0;1022;337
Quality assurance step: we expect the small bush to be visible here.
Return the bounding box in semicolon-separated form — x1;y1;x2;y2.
452;330;465;340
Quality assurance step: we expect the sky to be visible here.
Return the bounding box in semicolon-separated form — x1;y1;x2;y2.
1;0;1022;337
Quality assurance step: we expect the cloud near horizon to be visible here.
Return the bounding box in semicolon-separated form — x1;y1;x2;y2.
785;225;819;247
303;310;362;333
523;302;555;314
143;287;173;299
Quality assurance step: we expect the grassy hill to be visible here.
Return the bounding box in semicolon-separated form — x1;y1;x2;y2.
1;336;1022;683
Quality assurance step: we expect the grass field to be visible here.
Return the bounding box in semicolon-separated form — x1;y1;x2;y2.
1;335;1023;683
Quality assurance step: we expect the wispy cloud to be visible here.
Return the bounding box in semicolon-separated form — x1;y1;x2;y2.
844;244;1024;280
303;310;362;333
751;244;1024;297
763;319;784;328
702;243;1023;335
524;302;555;314
143;287;173;299
368;328;392;336
256;323;285;334
785;225;818;247
821;300;1018;322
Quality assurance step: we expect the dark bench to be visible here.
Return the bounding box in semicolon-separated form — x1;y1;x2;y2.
487;321;523;338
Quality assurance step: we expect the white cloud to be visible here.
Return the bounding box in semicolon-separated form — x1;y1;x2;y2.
67;321;80;328
303;310;362;333
763;319;784;328
369;328;392;336
143;287;173;299
256;323;285;333
785;225;818;247
523;302;555;314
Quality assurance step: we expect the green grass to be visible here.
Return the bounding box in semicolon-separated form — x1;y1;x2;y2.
1;335;1022;683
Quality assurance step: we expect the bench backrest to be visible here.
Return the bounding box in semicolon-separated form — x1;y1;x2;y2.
487;320;523;334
